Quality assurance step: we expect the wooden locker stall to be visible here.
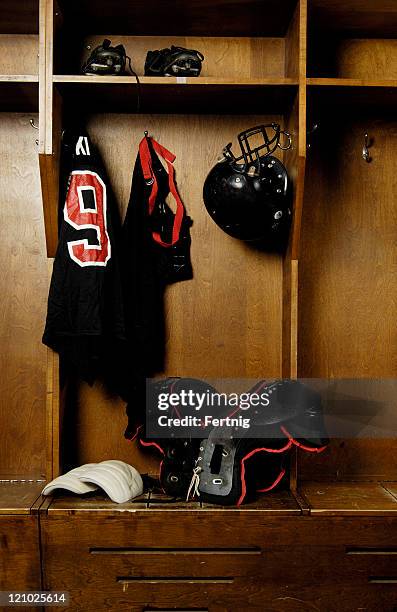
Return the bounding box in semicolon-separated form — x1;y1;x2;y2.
296;5;397;609
39;1;310;609
0;0;47;594
0;0;396;609
39;0;305;482
298;0;397;492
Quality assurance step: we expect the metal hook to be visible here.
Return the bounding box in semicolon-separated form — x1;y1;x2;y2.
277;130;292;151
29;119;39;130
362;133;371;163
144;130;149;137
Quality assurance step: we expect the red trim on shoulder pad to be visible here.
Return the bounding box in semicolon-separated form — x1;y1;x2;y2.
139;437;165;455
126;424;143;442
280;425;328;453
237;444;292;507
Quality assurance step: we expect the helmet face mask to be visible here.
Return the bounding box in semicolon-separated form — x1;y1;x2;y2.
203;124;293;243
231;124;289;166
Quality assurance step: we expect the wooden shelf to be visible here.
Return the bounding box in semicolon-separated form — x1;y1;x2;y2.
200;489;301;513
32;484;397;516
44;489;301;515
57;0;298;37
53;76;298;114
307;78;397;110
54;76;298;85
0;482;44;515
0;76;39;111
300;482;397;516
307;78;397;87
0;0;39;34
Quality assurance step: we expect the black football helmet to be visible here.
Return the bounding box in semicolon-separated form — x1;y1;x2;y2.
82;39;127;75
203;124;292;242
145;46;204;77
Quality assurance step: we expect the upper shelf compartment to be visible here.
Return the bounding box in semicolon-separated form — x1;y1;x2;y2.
307;0;397;79
0;1;39;77
0;0;39;34
56;0;298;37
53;1;302;80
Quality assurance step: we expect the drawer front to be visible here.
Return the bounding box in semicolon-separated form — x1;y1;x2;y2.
0;516;41;591
41;513;397;548
39;578;397;612
41;515;397;611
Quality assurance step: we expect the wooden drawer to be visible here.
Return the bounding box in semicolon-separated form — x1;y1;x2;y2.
41;513;397;611
0;516;41;591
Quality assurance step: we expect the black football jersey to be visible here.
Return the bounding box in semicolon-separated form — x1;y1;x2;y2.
42;132;126;385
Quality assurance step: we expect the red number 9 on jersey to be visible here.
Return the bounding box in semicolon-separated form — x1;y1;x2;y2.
64;170;111;267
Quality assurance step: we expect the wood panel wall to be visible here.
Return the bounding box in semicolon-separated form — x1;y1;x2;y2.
308;37;397;79
299;118;397;379
0;34;38;75
298;117;397;481
61;113;288;472
0;114;48;479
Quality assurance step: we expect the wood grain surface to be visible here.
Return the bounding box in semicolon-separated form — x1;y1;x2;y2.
76;35;286;80
299;118;397;378
1;0;396;521
0;34;38;75
0;516;41;591
0;114;49;479
298;117;397;483
0;482;44;514
44;489;300;514
40;510;397;611
56;113;288;472
308;38;397;79
301;482;397;515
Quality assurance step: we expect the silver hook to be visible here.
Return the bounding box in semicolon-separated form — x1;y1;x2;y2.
144;130;149;137
29;118;39;130
362;133;371;163
278;130;292;151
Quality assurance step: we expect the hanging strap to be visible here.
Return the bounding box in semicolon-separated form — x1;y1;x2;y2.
139;136;185;247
